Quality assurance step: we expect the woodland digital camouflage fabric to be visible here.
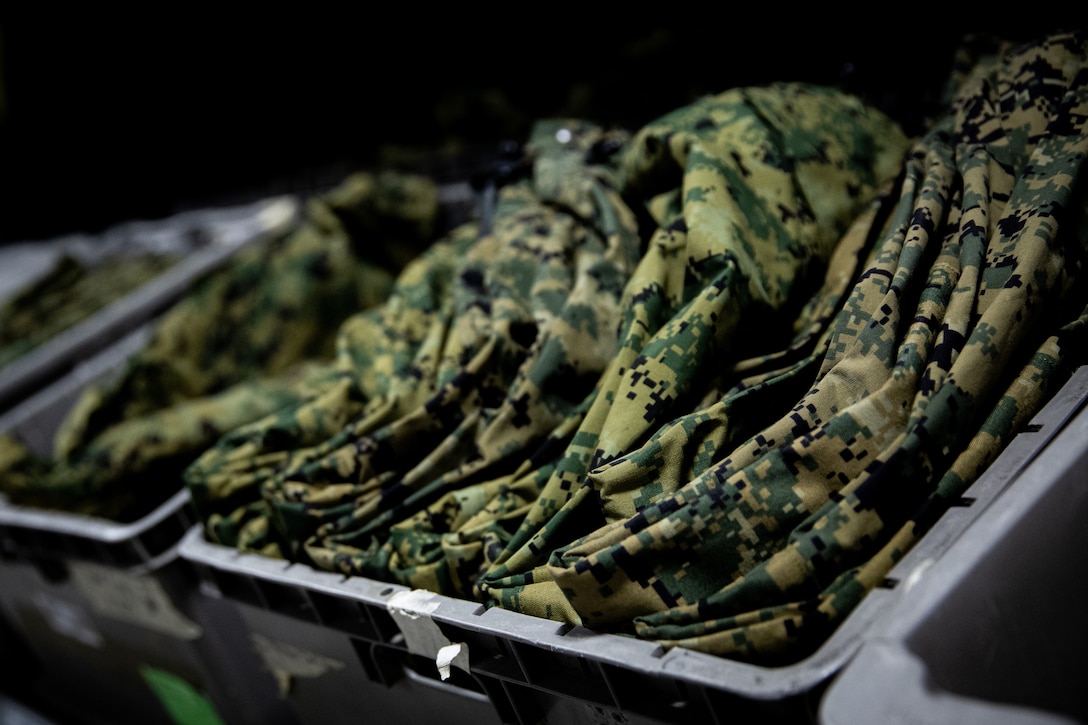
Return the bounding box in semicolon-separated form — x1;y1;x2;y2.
187;28;1088;662
184;119;643;561
0;171;438;521
479;29;1088;661
7;26;1075;665
184;80;912;626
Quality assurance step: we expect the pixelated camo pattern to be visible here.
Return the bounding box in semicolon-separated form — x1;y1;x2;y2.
185;80;912;618
17;27;1078;664
484;30;1088;662
0;171;438;521
185;120;643;568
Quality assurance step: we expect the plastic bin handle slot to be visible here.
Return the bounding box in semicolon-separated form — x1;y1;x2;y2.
386;589;470;680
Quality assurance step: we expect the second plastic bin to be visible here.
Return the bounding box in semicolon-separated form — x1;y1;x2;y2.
176;367;1088;724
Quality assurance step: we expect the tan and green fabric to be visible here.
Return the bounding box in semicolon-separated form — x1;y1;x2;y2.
0;171;439;521
185;84;909;592
184;28;1088;664
185;120;643;565
479;29;1088;662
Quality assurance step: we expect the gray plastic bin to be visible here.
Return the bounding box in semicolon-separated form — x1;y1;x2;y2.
177;368;1088;724
819;373;1088;725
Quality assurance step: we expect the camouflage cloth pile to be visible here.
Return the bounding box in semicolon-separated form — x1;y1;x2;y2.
0;171;439;521
186;29;1088;662
478;29;1088;662
186;81;908;634
2;26;1077;665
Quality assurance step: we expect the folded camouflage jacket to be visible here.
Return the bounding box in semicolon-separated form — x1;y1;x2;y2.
0;171;439;521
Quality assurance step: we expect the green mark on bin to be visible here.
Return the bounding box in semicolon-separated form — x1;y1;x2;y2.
139;665;225;725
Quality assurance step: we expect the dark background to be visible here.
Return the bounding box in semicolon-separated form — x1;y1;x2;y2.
0;13;1072;243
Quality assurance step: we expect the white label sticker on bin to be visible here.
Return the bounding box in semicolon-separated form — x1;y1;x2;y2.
386;589;470;680
69;561;202;640
30;591;104;648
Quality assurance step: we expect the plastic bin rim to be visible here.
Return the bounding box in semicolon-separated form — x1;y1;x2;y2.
0;488;191;543
176;523;881;700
